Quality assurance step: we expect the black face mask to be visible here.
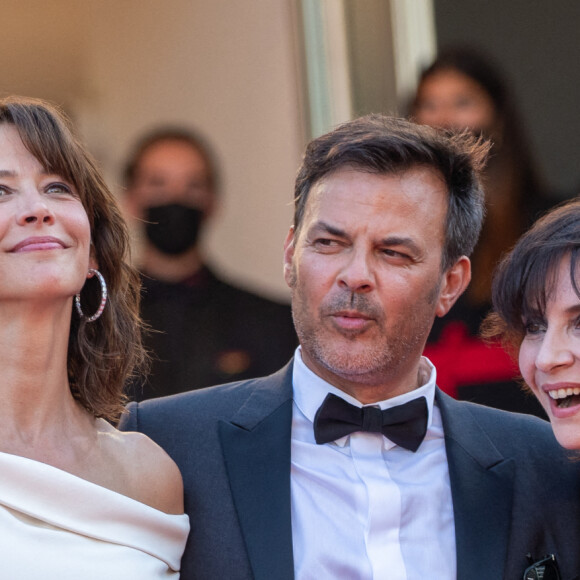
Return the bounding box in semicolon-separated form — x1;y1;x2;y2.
145;203;204;255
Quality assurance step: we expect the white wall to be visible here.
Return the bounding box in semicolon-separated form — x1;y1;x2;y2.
2;0;306;300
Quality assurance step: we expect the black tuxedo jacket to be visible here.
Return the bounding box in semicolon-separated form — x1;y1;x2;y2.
120;361;580;579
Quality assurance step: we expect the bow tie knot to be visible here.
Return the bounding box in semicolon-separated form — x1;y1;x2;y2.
361;406;384;433
313;393;428;452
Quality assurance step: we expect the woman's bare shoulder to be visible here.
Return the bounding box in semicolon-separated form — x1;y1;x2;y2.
97;420;184;515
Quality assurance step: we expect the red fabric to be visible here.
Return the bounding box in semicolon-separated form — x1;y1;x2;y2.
423;322;518;398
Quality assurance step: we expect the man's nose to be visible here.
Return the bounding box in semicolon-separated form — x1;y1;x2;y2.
337;250;374;293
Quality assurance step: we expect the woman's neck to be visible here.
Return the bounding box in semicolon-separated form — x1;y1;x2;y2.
0;299;81;443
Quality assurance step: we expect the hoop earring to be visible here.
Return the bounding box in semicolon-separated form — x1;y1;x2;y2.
75;269;108;322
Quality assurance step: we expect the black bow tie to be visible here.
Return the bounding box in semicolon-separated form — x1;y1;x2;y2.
313;393;428;452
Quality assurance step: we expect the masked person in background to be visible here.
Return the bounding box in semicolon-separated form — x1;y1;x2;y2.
122;128;297;401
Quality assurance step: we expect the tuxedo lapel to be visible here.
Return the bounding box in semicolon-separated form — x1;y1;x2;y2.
437;389;515;578
218;364;295;580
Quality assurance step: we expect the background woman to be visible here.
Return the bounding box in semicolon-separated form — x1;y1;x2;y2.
412;46;553;415
485;198;580;449
0;97;188;577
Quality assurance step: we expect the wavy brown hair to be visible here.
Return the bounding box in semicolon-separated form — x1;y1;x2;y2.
0;96;146;421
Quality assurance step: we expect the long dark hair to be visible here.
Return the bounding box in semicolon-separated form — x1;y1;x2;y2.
412;47;547;304
412;46;542;196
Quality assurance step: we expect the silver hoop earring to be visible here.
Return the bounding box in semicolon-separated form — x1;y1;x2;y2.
75;269;108;322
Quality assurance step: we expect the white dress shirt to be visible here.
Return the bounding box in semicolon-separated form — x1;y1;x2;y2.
291;347;456;580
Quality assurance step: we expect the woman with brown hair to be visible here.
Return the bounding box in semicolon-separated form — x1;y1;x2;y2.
412;47;552;414
412;46;547;303
0;97;188;577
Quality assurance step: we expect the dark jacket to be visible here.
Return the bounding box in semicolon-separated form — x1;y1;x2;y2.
127;268;297;401
120;362;580;580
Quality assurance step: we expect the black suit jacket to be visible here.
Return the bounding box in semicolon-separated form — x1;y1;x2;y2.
120;362;580;579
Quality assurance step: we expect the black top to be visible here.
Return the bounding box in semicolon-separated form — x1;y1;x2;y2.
127;267;297;401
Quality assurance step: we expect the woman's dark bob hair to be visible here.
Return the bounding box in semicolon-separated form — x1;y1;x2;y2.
0;96;146;421
485;198;580;353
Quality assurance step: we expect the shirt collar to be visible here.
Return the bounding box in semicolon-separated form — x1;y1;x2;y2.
292;347;437;446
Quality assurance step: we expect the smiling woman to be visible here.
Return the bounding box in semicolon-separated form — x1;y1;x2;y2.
484;198;580;449
0;97;189;577
0;124;93;303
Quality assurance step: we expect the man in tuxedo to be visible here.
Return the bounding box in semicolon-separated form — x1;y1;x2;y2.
120;115;580;579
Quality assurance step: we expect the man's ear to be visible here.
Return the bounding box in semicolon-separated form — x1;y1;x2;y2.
283;226;296;287
435;256;471;318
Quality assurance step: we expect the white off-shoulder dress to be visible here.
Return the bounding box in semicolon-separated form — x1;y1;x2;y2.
0;451;190;578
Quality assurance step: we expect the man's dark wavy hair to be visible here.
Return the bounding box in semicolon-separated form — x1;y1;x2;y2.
294;114;489;271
